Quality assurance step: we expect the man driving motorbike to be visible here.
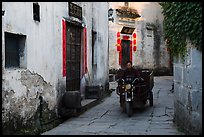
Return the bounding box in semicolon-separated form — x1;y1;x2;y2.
117;61;141;112
123;61;140;78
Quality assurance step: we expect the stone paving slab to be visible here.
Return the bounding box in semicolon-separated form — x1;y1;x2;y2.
42;76;185;135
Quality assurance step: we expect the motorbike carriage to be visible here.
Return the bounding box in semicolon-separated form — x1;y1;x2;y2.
116;69;154;117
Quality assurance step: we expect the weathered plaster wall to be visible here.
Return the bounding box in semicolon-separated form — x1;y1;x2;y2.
109;2;170;74
2;2;69;134
92;2;109;87
73;2;93;99
173;42;202;135
2;2;109;134
79;2;109;90
2;69;56;134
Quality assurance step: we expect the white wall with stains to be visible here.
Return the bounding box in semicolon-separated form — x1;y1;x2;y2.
74;2;109;97
92;2;109;86
2;2;66;125
109;2;170;71
2;2;109;134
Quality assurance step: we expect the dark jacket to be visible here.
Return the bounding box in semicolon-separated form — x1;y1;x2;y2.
123;68;140;78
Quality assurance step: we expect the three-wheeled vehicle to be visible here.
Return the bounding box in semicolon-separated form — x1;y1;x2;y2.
116;68;154;117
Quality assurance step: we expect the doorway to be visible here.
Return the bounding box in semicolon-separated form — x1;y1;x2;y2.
66;23;82;91
121;40;130;69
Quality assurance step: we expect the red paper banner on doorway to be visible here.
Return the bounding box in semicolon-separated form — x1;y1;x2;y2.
130;45;132;62
119;50;122;65
62;19;66;77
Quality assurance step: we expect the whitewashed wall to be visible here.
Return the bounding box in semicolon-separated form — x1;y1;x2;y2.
2;2;109;134
109;2;170;72
77;2;109;96
92;2;109;86
2;2;67;124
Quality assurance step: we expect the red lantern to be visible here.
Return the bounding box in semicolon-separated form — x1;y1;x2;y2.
117;39;121;44
133;39;136;45
117;32;120;37
117;45;121;51
116;32;121;46
133;46;137;51
133;33;136;38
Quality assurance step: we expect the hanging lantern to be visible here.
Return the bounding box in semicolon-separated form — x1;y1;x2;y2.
133;39;137;45
116;31;121;50
117;39;121;44
117;45;121;51
133;33;136;38
133;46;137;51
132;32;137;46
117;32;120;37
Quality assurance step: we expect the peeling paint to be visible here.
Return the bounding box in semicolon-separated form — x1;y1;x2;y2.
20;69;55;109
2;69;57;135
2;2;109;134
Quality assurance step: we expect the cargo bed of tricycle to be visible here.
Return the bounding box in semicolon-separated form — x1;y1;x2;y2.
116;68;154;108
138;69;154;91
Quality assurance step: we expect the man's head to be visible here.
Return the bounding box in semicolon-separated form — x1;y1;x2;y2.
126;61;132;69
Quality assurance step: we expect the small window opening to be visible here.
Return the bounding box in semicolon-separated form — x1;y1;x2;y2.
33;3;40;22
124;2;129;7
92;30;97;66
5;32;26;68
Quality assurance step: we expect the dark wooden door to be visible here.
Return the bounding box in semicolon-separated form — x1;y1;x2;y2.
66;23;81;91
121;40;130;69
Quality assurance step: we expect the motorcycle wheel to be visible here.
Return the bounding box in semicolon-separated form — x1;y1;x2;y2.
125;101;133;117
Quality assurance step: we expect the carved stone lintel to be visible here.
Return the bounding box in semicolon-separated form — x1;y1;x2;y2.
116;6;140;19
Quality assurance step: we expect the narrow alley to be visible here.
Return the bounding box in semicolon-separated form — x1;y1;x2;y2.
42;76;185;135
2;2;202;135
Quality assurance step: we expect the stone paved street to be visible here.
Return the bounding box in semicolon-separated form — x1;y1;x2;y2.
42;76;185;135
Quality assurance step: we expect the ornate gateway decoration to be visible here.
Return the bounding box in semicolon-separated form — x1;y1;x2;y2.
116;6;140;19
